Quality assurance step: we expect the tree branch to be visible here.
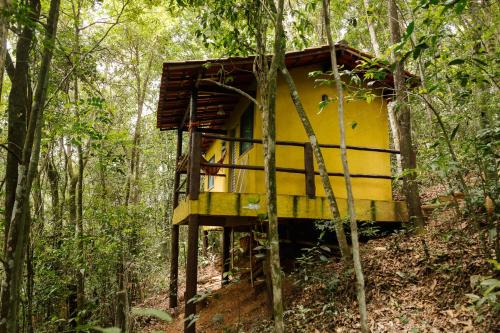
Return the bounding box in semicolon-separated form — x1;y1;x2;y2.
199;79;259;107
44;0;130;108
0;142;23;163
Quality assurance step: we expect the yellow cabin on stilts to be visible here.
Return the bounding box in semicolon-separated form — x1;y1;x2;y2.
156;45;410;332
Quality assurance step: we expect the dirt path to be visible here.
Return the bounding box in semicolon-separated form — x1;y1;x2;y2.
139;258;270;333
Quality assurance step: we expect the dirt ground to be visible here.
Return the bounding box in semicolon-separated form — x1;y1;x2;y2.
139;203;498;332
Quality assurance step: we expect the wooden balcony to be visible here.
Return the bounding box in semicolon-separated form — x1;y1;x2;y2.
173;192;407;226
169;130;407;333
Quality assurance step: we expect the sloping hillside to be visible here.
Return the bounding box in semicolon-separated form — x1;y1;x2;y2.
141;207;498;332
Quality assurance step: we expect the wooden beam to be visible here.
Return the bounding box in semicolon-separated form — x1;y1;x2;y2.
201;134;401;154
179;71;203;130
168;225;179;308
202;230;209;257
200;162;393;179
173;129;183;208
169;128;183;308
184;215;199;333
188;131;202;199
195;128;227;135
172;193;409;225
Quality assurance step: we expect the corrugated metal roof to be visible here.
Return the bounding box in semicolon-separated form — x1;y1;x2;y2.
156;44;412;131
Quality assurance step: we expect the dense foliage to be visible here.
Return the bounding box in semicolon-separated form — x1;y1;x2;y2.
0;0;497;332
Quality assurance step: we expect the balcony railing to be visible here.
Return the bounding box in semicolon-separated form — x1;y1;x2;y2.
175;130;400;203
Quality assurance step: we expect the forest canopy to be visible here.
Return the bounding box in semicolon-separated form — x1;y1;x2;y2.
0;0;497;332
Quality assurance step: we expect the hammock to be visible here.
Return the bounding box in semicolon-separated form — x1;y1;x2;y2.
201;148;227;175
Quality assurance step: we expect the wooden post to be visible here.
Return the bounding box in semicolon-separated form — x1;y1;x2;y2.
168;225;179;308
184;215;199;333
202;230;209;257
249;228;254;287
221;227;231;286
169;128;183;308
188;131;201;200
304;142;316;198
173;128;183;207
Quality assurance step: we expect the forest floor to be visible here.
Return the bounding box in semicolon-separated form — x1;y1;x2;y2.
139;204;498;332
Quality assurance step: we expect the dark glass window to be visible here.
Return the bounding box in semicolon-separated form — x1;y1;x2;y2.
207;156;215;190
239;104;254;155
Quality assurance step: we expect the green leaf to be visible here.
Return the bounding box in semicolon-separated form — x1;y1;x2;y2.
412;42;429;59
93;327;121;333
131;307;172;322
480;278;500;289
472;58;487;67
450;124;460;141
448;59;465;66
185;314;199;328
400;50;413;64
320;245;331;252
405;21;415;38
318;99;329;114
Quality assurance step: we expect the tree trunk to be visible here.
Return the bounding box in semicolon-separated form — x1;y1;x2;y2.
115;256;130;333
323;1;368;331
388;0;425;229
280;67;352;261
26;235;34;333
70;0;86;313
47;156;61;245
3;0;40;252
0;0;12;101
362;0;402;175
387;101;403;174
254;1;285;331
0;0;61;330
362;0;380;57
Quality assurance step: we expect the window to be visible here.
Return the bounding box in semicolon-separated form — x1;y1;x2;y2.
207;156;215;190
239;104;254;155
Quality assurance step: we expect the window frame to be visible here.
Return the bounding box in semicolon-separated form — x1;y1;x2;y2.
207;155;215;190
239;104;254;156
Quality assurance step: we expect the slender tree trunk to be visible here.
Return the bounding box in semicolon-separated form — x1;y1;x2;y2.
117;44;153;328
362;0;380;57
26;235;34;333
0;0;12;101
3;0;40;252
362;0;402;174
254;1;285;331
70;0;86;313
388;0;425;229
47;156;61;245
0;0;61;330
280;67;352;261
125;48;151;206
115;255;130;333
76;143;85;313
323;1;368;331
387;101;402;174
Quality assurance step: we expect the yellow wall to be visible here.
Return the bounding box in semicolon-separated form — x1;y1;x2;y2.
204;64;392;201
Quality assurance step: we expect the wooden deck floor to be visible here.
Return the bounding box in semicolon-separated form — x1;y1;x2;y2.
173;192;408;226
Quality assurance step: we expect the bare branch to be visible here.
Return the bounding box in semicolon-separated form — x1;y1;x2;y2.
44;0;130;108
199;79;259;107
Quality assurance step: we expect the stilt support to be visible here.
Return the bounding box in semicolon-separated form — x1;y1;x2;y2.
222;227;231;285
168;225;180;308
184;215;199;333
202;230;209;257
